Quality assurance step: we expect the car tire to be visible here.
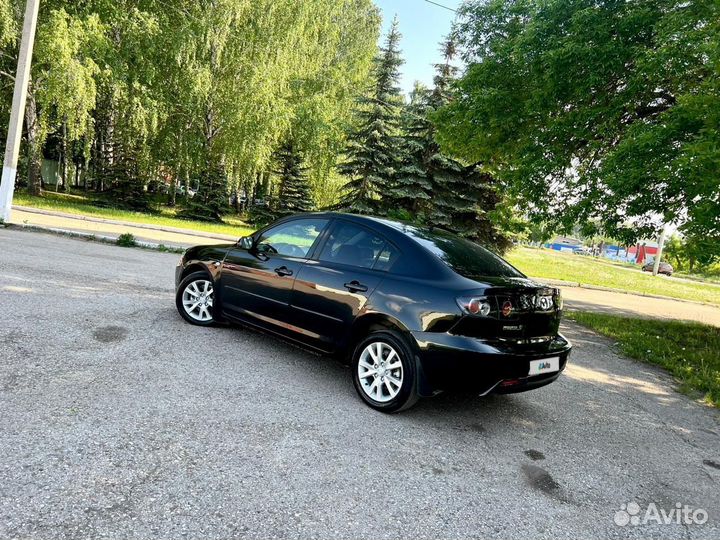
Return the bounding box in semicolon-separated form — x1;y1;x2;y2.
176;271;217;326
351;329;419;413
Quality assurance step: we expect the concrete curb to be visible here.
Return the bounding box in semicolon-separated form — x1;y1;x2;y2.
5;223;185;253
533;277;717;308
11;204;239;242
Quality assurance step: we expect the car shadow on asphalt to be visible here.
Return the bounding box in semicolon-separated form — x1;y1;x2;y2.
216;318;541;421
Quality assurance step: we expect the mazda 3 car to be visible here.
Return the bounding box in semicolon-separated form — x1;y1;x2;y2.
175;213;571;412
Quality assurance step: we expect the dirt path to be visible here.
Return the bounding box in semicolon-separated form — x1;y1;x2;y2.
10;207;237;247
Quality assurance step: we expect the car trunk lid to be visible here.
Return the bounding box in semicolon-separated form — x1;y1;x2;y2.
451;283;563;343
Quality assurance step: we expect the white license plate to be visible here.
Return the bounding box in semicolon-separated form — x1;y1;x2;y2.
528;357;560;376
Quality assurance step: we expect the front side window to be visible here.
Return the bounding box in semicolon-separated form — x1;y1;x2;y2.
319;222;395;270
256;219;328;258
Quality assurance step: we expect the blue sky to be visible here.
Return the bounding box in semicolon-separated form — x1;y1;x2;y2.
373;0;463;96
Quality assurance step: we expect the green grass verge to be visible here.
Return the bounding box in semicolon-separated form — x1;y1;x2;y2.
13;191;254;238
675;267;720;284
566;311;720;407
506;247;720;306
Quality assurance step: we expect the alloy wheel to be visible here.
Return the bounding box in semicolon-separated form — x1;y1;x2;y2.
182;279;214;322
357;341;404;402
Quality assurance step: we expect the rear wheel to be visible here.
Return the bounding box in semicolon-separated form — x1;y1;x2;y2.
176;271;216;326
351;330;419;412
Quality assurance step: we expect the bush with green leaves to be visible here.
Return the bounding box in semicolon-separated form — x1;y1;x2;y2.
116;232;137;247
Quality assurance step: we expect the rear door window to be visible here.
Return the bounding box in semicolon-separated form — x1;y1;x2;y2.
318;221;397;270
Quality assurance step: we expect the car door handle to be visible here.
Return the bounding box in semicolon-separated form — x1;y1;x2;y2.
344;280;368;293
274;266;293;277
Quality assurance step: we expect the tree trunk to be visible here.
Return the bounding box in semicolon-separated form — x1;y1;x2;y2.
169;173;178;206
59;118;67;192
25;89;42;196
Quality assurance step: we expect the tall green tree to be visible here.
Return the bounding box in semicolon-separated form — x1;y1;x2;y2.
1;0;379;217
389;83;433;216
1;3;104;195
393;37;510;251
274;138;313;216
338;16;403;214
164;0;379;220
437;0;720;243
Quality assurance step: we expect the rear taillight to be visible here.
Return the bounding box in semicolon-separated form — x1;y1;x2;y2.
456;296;492;317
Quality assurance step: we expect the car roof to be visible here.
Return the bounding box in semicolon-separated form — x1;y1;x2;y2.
294;211;434;236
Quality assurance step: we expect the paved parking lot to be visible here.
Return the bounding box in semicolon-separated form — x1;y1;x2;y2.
1;228;719;539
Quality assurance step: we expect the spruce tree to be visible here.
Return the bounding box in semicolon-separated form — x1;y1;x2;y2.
179;157;229;222
338;16;404;214
389;83;434;218
101;140;150;211
396;37;511;252
275;139;313;216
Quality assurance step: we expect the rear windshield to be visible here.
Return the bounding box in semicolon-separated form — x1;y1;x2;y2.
403;226;524;279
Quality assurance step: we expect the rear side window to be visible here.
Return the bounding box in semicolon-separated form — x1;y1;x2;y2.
319;221;398;271
406;227;523;278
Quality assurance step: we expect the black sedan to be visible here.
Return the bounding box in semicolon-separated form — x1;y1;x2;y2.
175;213;571;412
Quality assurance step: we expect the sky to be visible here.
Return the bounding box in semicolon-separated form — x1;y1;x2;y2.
373;0;464;96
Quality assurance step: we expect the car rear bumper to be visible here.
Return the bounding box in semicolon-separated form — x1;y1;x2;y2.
409;331;572;396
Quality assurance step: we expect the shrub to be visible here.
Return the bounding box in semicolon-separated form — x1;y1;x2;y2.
117;232;137;247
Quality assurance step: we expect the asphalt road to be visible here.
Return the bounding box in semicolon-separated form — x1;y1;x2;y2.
561;286;720;327
1;228;719;540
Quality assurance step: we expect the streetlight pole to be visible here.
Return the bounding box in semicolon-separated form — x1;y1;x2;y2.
0;0;41;223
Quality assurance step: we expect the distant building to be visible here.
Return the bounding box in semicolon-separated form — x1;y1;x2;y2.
627;242;659;264
545;236;582;253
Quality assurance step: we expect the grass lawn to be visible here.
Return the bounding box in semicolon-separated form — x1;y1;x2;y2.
676;266;720;284
13;191;254;238
566;311;720;407
506;246;720;306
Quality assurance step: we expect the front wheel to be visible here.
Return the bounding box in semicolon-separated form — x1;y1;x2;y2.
351;330;419;413
176;271;216;326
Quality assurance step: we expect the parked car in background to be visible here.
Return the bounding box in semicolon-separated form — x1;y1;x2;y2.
642;260;674;276
175;184;197;198
174;213;571;412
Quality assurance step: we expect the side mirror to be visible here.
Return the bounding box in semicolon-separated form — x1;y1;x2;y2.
238;236;253;250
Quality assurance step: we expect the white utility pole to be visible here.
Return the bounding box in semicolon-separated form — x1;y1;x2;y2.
652;224;668;276
0;0;41;223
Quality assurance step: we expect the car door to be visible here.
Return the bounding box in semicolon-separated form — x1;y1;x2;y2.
220;217;329;335
288;219;401;351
